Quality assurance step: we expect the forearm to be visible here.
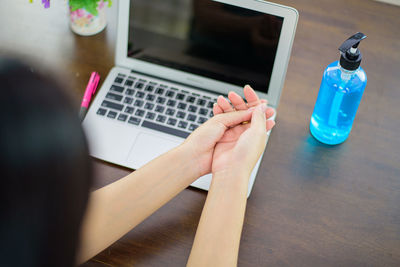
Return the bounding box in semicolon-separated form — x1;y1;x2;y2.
187;169;250;267
77;144;199;263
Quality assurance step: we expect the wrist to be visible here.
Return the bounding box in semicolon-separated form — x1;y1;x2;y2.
175;143;204;181
212;167;251;185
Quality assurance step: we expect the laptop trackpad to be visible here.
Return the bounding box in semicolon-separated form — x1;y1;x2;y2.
126;132;180;169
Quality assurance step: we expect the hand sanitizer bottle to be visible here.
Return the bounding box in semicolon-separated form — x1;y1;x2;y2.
310;32;367;145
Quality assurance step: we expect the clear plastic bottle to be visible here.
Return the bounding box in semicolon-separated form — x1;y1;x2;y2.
310;33;367;145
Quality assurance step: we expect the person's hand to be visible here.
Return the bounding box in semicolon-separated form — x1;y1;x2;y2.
183;85;275;177
213;84;269;114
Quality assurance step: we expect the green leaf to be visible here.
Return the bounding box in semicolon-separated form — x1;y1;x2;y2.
69;0;110;16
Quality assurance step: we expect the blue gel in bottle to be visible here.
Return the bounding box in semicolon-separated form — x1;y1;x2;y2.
310;33;367;145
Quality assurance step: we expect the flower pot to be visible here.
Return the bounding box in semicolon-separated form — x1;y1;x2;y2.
69;0;107;36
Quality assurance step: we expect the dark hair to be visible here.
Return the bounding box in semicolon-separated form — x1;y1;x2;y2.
0;58;92;267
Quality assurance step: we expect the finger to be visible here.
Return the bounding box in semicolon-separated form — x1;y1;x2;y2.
228;91;247;110
217;95;234;112
213;103;224;115
261;99;268;104
266;120;276;131
244;85;261;107
212;109;253;129
265;107;275;120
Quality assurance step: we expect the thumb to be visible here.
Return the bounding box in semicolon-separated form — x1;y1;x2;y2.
250;103;267;131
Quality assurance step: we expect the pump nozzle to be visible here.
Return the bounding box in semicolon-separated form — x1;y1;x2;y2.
339;32;366;53
339;32;367;70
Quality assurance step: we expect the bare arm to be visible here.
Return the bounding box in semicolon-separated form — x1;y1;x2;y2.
188;98;273;267
77;144;199;263
187;168;250;267
77;86;274;265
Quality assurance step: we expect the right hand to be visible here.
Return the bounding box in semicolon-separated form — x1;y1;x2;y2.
210;85;275;175
183;85;275;177
210;103;275;176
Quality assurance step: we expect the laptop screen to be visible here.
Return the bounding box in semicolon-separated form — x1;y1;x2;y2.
127;0;284;94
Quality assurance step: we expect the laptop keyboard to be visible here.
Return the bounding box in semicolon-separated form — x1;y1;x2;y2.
96;73;217;138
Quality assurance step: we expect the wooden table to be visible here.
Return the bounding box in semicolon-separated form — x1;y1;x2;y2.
1;0;400;266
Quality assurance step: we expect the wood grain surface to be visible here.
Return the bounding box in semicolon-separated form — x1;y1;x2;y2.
1;0;399;266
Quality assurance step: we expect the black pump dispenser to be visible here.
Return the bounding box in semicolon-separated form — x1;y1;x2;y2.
339;32;367;71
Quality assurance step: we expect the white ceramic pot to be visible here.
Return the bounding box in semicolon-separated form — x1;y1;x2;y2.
69;0;107;36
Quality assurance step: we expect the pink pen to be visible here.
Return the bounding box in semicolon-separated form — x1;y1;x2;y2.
79;72;100;122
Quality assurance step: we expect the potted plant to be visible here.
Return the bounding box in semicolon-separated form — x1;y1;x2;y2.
30;0;112;36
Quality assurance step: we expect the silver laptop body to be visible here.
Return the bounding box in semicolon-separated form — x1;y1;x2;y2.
82;0;298;197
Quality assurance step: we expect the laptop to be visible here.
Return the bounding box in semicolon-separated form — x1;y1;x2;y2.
82;0;298;197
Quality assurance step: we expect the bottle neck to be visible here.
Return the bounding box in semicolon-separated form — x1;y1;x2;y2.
339;63;357;81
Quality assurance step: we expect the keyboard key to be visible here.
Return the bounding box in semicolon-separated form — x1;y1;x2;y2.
110;85;124;93
123;97;133;104
134;82;144;89
125;89;135;96
145;85;154;92
167;100;176;107
145;112;156;120
197;99;206;106
128;76;136;80
107;111;117;119
156;97;166;104
166;90;175;97
101;100;123;111
118;114;128;122
128;116;141;125
203;95;211;99
135;91;145;99
188;105;197;113
155;87;164;95
155;105;165;113
207;101;214;108
176;111;186;119
166;108;175;116
96;108;107;116
171;87;179;91
135;109;145;117
106;92;123;102
198;117;207;124
178;121;188;129
199;108;208;115
125;80;134;87
125;106;134;114
187;114;197;121
177;102;187;110
156;115;167;123
146;94;155;101
142;120;190;138
144;103;154;110
209;110;214;117
167;118;177;126
176;93;185;100
181;90;189;94
114;77;123;84
189;124;199;131
133;99;144;107
187;96;196;103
